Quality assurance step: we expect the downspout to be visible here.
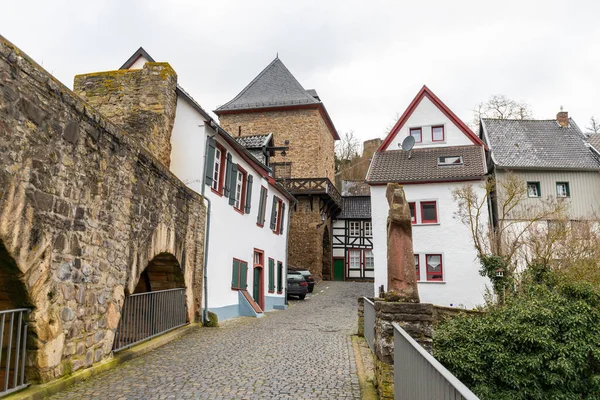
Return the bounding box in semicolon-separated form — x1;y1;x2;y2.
284;197;296;306
201;126;216;325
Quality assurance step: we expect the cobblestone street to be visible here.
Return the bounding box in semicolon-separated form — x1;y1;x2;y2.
50;281;373;399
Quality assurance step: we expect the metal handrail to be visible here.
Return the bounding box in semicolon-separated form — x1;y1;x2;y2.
0;309;30;397
392;322;480;400
112;288;187;352
363;297;375;352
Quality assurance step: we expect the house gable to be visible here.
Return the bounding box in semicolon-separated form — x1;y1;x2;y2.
380;86;485;151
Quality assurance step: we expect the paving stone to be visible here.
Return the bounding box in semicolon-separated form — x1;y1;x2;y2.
49;282;372;399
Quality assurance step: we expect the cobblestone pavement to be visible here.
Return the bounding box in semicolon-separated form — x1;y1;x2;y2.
50;281;373;399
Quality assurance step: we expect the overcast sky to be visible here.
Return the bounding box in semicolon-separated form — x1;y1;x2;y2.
2;1;600;145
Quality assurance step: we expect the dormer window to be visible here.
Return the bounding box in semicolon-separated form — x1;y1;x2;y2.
437;156;463;166
432;125;444;142
409;128;422;143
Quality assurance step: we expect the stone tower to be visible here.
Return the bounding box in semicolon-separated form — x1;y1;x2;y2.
215;58;340;280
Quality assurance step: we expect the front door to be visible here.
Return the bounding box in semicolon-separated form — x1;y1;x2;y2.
333;258;345;281
253;267;263;309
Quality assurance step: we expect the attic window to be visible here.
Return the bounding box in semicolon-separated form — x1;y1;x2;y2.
437;156;463;166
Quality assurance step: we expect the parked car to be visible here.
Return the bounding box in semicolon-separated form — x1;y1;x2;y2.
288;270;315;292
287;274;308;300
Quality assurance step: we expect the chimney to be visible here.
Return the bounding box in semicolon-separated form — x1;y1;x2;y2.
557;107;569;127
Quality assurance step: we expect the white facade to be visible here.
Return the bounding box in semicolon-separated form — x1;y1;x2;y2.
370;182;489;308
127;55;291;321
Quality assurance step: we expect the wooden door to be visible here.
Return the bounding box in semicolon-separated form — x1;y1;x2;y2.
253;267;264;309
333;258;345;281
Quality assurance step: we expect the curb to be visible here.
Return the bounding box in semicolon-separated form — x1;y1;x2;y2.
5;323;201;400
351;335;378;400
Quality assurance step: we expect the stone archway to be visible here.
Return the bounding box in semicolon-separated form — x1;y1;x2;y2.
322;226;332;280
113;252;187;352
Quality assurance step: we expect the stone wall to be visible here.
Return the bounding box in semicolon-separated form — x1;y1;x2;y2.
73;62;177;168
219;108;335;182
287;196;332;280
0;36;205;382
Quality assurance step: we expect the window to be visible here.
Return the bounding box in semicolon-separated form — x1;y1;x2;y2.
420;202;438;224
364;222;372;237
234;170;245;209
365;250;374;270
272;162;292;179
231;259;248;290
556;182;570;198
270;196;284;234
254;249;264;267
527;182;541;198
349;250;361;270
268;258;275;293
426;254;443;281
409;128;422;143
414;254;420;281
437;156;463;166
349;221;361;236
257;186;268;226
277;261;283;293
432;125;444;142
409;202;417;224
211;147;223;192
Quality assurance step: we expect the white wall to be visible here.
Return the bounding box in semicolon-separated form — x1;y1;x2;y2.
170;94;289;313
371;181;489;308
388;96;473;150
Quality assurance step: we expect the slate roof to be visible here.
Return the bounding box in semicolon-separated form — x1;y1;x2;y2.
482;118;600;170
234;134;272;149
587;134;600;154
366;146;485;184
338;196;371;219
215;58;320;112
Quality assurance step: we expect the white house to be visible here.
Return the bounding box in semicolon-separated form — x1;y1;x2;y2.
366;86;490;308
120;48;295;321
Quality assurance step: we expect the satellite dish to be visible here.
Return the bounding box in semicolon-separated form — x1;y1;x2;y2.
401;135;415;151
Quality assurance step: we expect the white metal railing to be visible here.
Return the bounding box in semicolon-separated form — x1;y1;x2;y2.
363;297;375;352
0;308;30;397
112;288;187;352
393;322;480;400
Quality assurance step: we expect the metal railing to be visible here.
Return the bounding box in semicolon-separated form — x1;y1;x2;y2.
393;322;480;400
112;288;187;352
363;297;375;352
0;309;30;397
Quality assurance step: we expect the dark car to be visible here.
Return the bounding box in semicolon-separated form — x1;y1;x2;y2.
287;274;308;300
289;270;315;292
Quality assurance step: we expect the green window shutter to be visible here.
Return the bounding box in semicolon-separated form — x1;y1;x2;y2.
257;186;266;225
245;175;253;214
232;259;240;289
261;188;268;225
279;203;286;235
205;137;216;186
269;259;275;292
277;261;283;292
269;196;278;230
240;262;248;289
223;153;232;197
228;163;238;206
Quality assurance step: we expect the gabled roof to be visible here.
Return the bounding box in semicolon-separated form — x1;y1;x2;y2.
338;196;371;219
481;118;600;171
214;57;340;140
215;58;319;111
587;134;600;160
118;48;297;202
379;85;486;151
235;133;272;149
366;145;486;184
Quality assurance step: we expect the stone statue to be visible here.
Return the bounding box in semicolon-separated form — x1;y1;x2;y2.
385;183;420;303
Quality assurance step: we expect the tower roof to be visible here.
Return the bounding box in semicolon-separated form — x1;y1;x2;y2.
215;58;320;112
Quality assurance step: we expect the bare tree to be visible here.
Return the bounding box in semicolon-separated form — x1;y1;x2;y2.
470;95;533;131
335;130;361;162
586;116;600;135
383;112;401;135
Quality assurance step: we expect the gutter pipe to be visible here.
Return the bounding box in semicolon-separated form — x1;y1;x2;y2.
201;125;216;325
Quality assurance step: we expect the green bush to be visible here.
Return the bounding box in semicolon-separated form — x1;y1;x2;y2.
434;282;600;400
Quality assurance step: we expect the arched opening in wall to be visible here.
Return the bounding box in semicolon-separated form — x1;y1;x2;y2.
113;252;187;352
0;239;33;395
322;226;332;280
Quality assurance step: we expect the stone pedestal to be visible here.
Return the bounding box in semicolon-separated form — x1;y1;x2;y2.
357;297;365;337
